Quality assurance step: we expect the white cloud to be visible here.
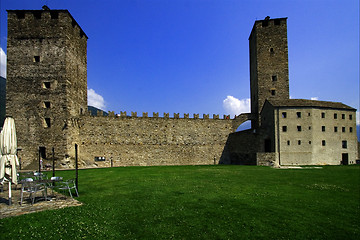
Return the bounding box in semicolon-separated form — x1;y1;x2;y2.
223;96;250;116
311;97;319;100
0;47;6;78
88;88;106;110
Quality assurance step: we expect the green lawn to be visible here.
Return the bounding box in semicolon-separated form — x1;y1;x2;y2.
1;165;359;239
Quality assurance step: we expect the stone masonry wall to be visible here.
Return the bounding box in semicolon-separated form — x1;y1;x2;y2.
75;113;235;167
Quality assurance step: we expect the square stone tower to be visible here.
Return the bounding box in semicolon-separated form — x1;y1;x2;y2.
249;17;289;129
6;7;87;168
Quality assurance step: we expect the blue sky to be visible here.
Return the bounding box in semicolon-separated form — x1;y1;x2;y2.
0;0;359;126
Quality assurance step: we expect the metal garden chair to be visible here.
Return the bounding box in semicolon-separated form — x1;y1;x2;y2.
57;179;79;198
20;178;47;205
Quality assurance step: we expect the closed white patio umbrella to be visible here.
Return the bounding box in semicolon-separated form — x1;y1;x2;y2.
0;117;19;205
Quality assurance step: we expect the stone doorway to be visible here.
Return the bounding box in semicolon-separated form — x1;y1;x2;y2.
342;153;349;165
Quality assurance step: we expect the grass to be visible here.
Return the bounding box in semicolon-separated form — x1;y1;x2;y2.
1;165;359;239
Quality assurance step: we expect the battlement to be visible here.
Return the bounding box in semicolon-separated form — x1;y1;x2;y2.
87;110;233;120
7;7;88;40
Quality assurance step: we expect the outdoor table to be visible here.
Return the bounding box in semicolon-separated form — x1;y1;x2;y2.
20;178;63;203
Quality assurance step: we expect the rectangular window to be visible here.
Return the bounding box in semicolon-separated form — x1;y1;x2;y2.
349;114;352;120
334;113;337;119
282;126;287;132
342;141;347;149
274;19;281;25
43;82;51;89
297;126;302;132
298;140;301;145
44;101;51;108
342;114;345;119
309;141;312;145
287;140;290;145
33;56;40;62
44;118;51;128
309;126;312;130
282;112;287;118
350;127;353;133
322;126;326;132
322;140;326;146
272;75;277;81
262;21;269;27
296;112;301;118
334;126;338;132
271;89;276;96
342;127;346;133
321;112;325;118
94;157;106;161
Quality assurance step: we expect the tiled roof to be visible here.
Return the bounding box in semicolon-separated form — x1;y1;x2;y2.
266;99;356;111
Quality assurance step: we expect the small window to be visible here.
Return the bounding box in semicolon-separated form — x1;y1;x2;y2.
309;126;312;130
297;126;302;132
282;126;287;132
349;114;352;120
34;12;42;19
308;113;311;116
342;114;345;119
44;118;51;128
44;101;51;108
296;112;301;118
322;126;325;132
287;140;290;145
282;112;287;118
342;127;346;133
334;113;337;119
270;48;274;53
16;12;25;19
94;157;106;161
43;82;51;89
309;141;312;145
33;56;40;62
298;140;301;145
342;141;347;149
321;112;325;118
272;75;277;81
274;19;281;25
349;127;353;133
322;140;326;146
334;126;338;132
262;21;269;27
50;12;59;19
271;89;276;96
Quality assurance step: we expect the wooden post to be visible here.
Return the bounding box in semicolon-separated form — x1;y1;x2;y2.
75;144;78;192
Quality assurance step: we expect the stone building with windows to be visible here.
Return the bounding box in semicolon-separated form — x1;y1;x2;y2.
5;7;358;168
260;99;357;165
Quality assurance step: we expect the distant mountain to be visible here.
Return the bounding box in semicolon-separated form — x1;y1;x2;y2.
0;76;5;126
88;106;108;116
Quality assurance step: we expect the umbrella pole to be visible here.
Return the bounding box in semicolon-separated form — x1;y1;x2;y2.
8;181;12;205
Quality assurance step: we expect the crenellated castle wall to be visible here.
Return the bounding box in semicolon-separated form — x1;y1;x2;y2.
72;111;237;167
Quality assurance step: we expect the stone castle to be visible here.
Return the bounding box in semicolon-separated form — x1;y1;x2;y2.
5;7;358;169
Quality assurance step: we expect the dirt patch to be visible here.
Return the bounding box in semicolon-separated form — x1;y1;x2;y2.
0;185;82;219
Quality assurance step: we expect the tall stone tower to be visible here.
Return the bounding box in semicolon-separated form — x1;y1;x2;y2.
249;17;289;129
6;6;87;168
